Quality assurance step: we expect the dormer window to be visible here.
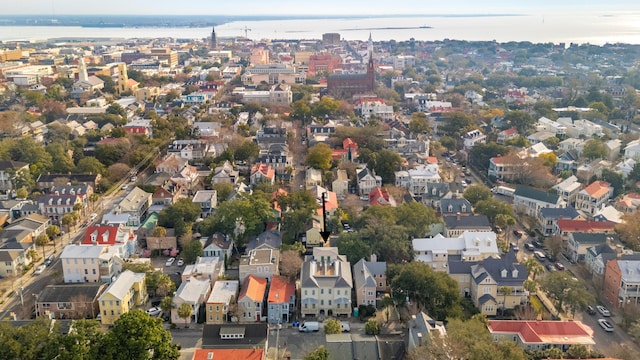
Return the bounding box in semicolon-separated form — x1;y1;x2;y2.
448;205;453;212
461;205;467;212
501;269;508;278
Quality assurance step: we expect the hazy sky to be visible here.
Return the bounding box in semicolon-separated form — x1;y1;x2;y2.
5;0;640;16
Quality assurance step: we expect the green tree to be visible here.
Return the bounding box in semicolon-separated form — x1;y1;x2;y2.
505;110;535;135
368;149;402;184
233;140;260;162
123;263;175;298
463;184;492;205
566;344;590;359
323;319;342;334
158;198;201;237
525;258;544;281
387;262;462;320
304;346;330;360
395;201;438;239
212;182;233;203
15;187;28;199
409;112;430;134
439;136;457;151
498;286;512;316
46;225;61;239
291;99;312;121
583;139;607;160
159;296;174;316
101;310;180;360
336;232;372;264
76;157;107;175
311;96;340;118
364;318;381;335
306;143;333;170
177;302;193;328
181;239;203;264
442;111;473;136
540;271;593;315
474;198;515;225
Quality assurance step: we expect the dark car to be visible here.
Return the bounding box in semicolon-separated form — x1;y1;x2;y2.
513;230;524;238
524;243;535;251
532;240;544;249
546;253;557;263
151;300;161;307
587;306;597;315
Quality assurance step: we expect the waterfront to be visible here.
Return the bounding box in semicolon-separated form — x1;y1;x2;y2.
1;11;640;44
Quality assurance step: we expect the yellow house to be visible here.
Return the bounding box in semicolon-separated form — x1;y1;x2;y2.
98;270;147;325
205;280;239;324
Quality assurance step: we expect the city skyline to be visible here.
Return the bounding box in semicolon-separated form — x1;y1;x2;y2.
5;0;640;16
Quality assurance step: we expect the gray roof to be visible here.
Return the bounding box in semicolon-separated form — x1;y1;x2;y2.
246;231;282;253
539;206;580;220
301;253;353;289
440;198;472;214
201;324;268;349
514;185;560;204
447;260;477;274
37;284;105;303
478;293;497;305
471;251;528;287
443;215;491;230
353;258;387;290
571;232;618;245
618;260;640;283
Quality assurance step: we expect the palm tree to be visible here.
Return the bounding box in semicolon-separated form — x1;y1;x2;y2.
36;234;48;260
177;302;192;328
160;296;174;322
525;258;544;281
498;286;513;316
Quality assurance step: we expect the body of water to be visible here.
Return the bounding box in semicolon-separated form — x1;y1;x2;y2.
2;11;640;45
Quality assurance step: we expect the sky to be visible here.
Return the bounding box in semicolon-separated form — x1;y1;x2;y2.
5;0;640;16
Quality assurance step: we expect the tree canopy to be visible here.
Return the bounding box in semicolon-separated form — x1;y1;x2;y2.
306;143;333;170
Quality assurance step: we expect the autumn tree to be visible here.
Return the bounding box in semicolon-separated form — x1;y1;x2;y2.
409;112;430;134
107;163;132;183
323;319;341;334
279;250;303;282
616;212;640;250
306;143;333;170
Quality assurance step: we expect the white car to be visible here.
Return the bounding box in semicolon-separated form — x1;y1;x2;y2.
34;264;46;275
177;258;184;267
146;307;162;317
596;305;611;317
89;213;98;221
165;257;175;266
598;318;614;332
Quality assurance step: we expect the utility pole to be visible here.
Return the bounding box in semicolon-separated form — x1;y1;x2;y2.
243;26;252;39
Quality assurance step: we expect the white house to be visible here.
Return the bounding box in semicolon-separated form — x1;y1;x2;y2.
412;231;500;271
513;186;565;217
171;278;211;324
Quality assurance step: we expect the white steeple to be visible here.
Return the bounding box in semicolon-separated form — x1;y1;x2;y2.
78;57;89;82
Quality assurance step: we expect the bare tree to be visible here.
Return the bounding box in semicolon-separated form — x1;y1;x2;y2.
70;294;94;319
279;250;303;282
545;235;565;258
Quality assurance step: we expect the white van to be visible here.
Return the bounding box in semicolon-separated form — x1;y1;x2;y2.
340;321;350;332
298;321;319;332
534;251;546;261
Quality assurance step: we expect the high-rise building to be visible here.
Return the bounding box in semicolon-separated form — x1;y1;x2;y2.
322;33;341;46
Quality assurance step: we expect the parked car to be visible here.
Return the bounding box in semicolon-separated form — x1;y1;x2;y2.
340;322;350;332
524;243;535;251
165;257;175;266
598;318;614;332
532;240;544;249
546;263;557;272
177;258;184;267
509;242;519;252
597;306;611;317
534;251;546;261
554;262;565;271
298;321;319;332
146;307;162;317
89;213;98;221
44;255;55;267
513;230;524;238
587;306;597;315
545;253;557;263
34;264;46;275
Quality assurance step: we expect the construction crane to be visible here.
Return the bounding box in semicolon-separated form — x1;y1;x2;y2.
243;26;252;39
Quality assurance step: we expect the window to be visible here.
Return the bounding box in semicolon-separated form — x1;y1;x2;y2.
110;310;114;315
216;306;219;312
320;300;324;305
320;289;324;294
328;300;332;306
304;304;308;309
92;269;96;274
116;301;120;306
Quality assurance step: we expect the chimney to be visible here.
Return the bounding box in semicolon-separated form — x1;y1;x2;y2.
456;212;461;220
370;254;377;263
417;333;423;346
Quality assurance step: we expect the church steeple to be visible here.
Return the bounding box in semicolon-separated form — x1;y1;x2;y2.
78;57;88;82
211;26;217;50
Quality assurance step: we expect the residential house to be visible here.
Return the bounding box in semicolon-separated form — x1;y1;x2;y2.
246;231;282;254
624;139;640;160
488;320;595;352
585;244;618;276
81;224;137;259
357;168;382;196
575;181;614;217
332;170;349;200
470;251;528;316
60;245;122;283
170;165;200;191
513;186;565;217
211;160;239;185
353;255;388;307
256;143;292;177
443;215;492;237
239;248;280;284
167;139;210;160
526;131;556;145
192;190;218;218
408;312;447;351
172;277;211;324
35;283;105;319
395;164;441;197
0;229;35;277
98;270;147;325
191;349;264;360
155;153;189;174
576;159;613;183
36;173;101;191
111;187;152;226
4;213;50;239
605;139;622;161
615;193;640;213
202;233;233;261
556;219;616;237
413;232;500;271
558;138;584;156
0;160;29;193
617;158;636;178
201;323;268;350
205;280;239;324
463;129;486;150
152;186;179;206
300;247;353;318
332;137;359;162
537;206;580;236
439;198;473;217
594;205;623;224
238;274;268;322
305;168;323;189
182;256;225;285
496;128;518;145
368;187;396;207
354;98;394;121
250;164;276;185
604;258;640;307
552;176;581;206
37;193;83;225
567;232;619;263
420;182;452;209
267;275;295;324
556;151;580;173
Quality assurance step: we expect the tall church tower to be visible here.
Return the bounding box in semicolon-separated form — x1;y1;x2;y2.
211;26;217;50
366;33;375;92
78;57;89;82
116;63;129;95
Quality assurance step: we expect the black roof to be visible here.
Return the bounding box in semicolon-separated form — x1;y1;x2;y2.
201;324;268;349
443;215;491;229
37;284;105;303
